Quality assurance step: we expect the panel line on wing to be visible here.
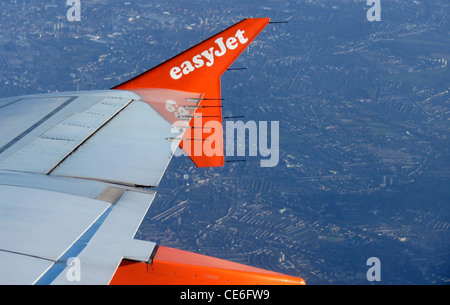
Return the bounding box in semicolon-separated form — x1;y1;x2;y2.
0;248;55;263
0;97;23;110
0;96;78;155
45;99;134;175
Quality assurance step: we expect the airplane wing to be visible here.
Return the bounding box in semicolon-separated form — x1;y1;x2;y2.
0;18;305;285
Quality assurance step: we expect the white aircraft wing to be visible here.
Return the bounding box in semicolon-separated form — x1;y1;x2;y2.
0;18;305;285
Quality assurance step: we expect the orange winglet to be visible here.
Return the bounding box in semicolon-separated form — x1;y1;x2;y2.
110;246;305;285
113;18;270;168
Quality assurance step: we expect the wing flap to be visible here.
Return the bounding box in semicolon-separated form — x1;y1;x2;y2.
47;190;157;285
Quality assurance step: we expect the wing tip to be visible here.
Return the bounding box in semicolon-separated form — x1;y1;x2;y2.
113;18;271;169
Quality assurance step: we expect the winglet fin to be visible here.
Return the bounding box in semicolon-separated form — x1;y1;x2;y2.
113;18;270;167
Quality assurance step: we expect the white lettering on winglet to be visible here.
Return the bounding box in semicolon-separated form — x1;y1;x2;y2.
169;29;248;80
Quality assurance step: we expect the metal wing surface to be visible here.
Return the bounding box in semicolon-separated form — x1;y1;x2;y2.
0;18;305;285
